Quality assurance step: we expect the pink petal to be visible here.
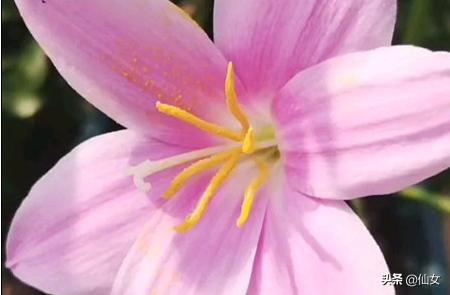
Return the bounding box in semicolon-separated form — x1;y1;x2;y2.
15;0;233;147
247;175;394;294
6;130;190;295
111;163;268;295
214;0;396;96
273;46;450;199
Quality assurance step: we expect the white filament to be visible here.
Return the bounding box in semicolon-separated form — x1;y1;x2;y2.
126;139;277;192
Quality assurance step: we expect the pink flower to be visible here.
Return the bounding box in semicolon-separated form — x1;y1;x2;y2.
7;0;450;294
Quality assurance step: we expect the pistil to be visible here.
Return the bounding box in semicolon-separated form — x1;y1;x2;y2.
127;139;276;193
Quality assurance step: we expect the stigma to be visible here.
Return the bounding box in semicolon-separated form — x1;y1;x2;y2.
127;62;277;232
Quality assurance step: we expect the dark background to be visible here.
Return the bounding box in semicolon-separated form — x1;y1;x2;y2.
2;0;450;294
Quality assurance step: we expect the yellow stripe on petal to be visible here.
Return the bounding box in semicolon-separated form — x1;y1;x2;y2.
175;151;241;232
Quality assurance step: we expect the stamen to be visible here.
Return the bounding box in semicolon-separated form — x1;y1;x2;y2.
236;158;269;228
163;149;239;199
129;61;279;232
225;62;250;137
156;101;242;141
175;151;241;232
242;127;255;154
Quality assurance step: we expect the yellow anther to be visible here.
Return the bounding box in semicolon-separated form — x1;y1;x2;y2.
175;151;241;232
236;158;268;228
163;149;239;199
156;101;242;141
225;62;250;137
242;127;255;154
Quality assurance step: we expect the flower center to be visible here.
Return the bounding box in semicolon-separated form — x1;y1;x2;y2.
127;62;277;232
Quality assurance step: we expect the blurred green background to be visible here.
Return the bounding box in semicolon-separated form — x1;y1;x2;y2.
2;0;450;294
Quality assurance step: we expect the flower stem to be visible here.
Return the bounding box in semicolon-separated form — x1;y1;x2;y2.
399;187;450;215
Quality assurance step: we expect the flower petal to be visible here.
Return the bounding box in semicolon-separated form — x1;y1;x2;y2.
247;174;394;294
15;0;232;146
111;163;268;295
214;0;396;95
6;130;190;295
273;46;450;199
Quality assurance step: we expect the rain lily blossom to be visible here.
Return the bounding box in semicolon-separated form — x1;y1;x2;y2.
7;0;450;294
